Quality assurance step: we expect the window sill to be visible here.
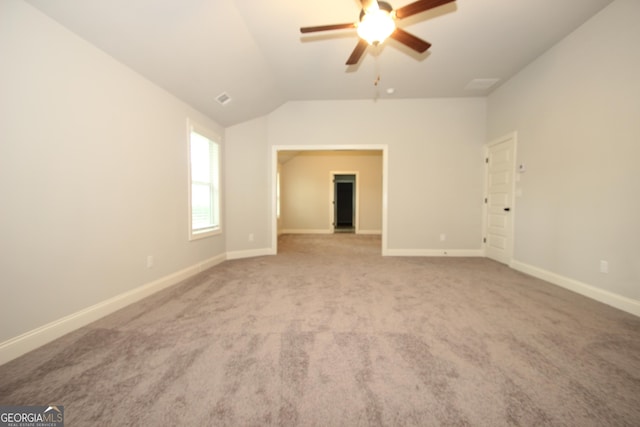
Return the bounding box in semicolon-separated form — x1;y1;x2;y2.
189;227;221;241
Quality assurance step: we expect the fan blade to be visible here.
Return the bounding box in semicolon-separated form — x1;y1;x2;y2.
394;0;455;19
361;0;380;12
300;23;356;33
389;28;431;53
346;39;369;65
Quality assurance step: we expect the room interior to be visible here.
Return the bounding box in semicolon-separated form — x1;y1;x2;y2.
2;234;638;425
277;150;383;236
1;0;639;422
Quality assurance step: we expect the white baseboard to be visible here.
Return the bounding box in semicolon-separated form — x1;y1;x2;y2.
279;229;381;235
226;248;275;260
510;260;640;317
0;253;226;366
199;254;227;271
280;229;332;234
384;249;484;257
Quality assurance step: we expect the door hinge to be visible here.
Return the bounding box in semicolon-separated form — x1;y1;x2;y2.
485;157;489;164
483;237;486;243
484;197;488;204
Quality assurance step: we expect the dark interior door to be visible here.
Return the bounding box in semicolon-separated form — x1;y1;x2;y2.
336;182;353;227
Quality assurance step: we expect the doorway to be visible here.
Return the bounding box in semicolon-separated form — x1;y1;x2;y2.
271;144;389;255
333;174;356;233
484;132;517;265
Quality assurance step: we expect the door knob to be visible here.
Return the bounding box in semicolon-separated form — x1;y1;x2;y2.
504;207;511;212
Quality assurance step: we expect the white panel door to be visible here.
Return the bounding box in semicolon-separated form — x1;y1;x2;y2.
485;134;516;264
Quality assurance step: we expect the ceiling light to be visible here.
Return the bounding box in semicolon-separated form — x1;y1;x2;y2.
357;9;396;45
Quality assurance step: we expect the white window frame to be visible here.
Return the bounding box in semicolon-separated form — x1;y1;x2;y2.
187;118;221;240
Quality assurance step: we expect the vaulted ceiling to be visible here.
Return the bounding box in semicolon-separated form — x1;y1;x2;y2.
26;0;614;126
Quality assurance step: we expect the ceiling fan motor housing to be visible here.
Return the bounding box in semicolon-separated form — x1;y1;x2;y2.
300;0;456;65
359;1;394;21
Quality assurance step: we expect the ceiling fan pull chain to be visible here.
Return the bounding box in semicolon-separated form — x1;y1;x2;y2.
373;44;381;86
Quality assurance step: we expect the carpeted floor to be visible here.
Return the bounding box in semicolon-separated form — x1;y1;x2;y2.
1;234;639;426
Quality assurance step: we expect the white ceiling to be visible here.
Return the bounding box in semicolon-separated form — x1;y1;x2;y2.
25;0;614;127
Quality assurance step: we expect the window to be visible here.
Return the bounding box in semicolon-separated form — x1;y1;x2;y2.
188;120;220;240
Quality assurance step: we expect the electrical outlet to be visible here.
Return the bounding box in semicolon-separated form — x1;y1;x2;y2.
440;233;446;241
146;255;154;269
249;233;254;242
600;260;608;274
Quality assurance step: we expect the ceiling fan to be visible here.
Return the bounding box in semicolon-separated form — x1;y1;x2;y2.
300;0;456;65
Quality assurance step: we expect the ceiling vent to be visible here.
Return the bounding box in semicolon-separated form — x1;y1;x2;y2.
465;78;500;91
215;92;232;106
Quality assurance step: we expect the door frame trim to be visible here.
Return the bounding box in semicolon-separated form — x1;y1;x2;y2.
483;131;518;265
271;144;388;255
330;171;359;233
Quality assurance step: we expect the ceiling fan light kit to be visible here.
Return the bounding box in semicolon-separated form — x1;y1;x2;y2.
357;3;396;45
300;0;456;65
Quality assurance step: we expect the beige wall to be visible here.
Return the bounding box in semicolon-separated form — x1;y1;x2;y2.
224;116;270;255
487;0;640;303
279;151;383;233
224;97;487;254
0;1;225;343
268;99;487;254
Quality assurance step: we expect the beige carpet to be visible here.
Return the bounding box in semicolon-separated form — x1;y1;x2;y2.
1;234;639;426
